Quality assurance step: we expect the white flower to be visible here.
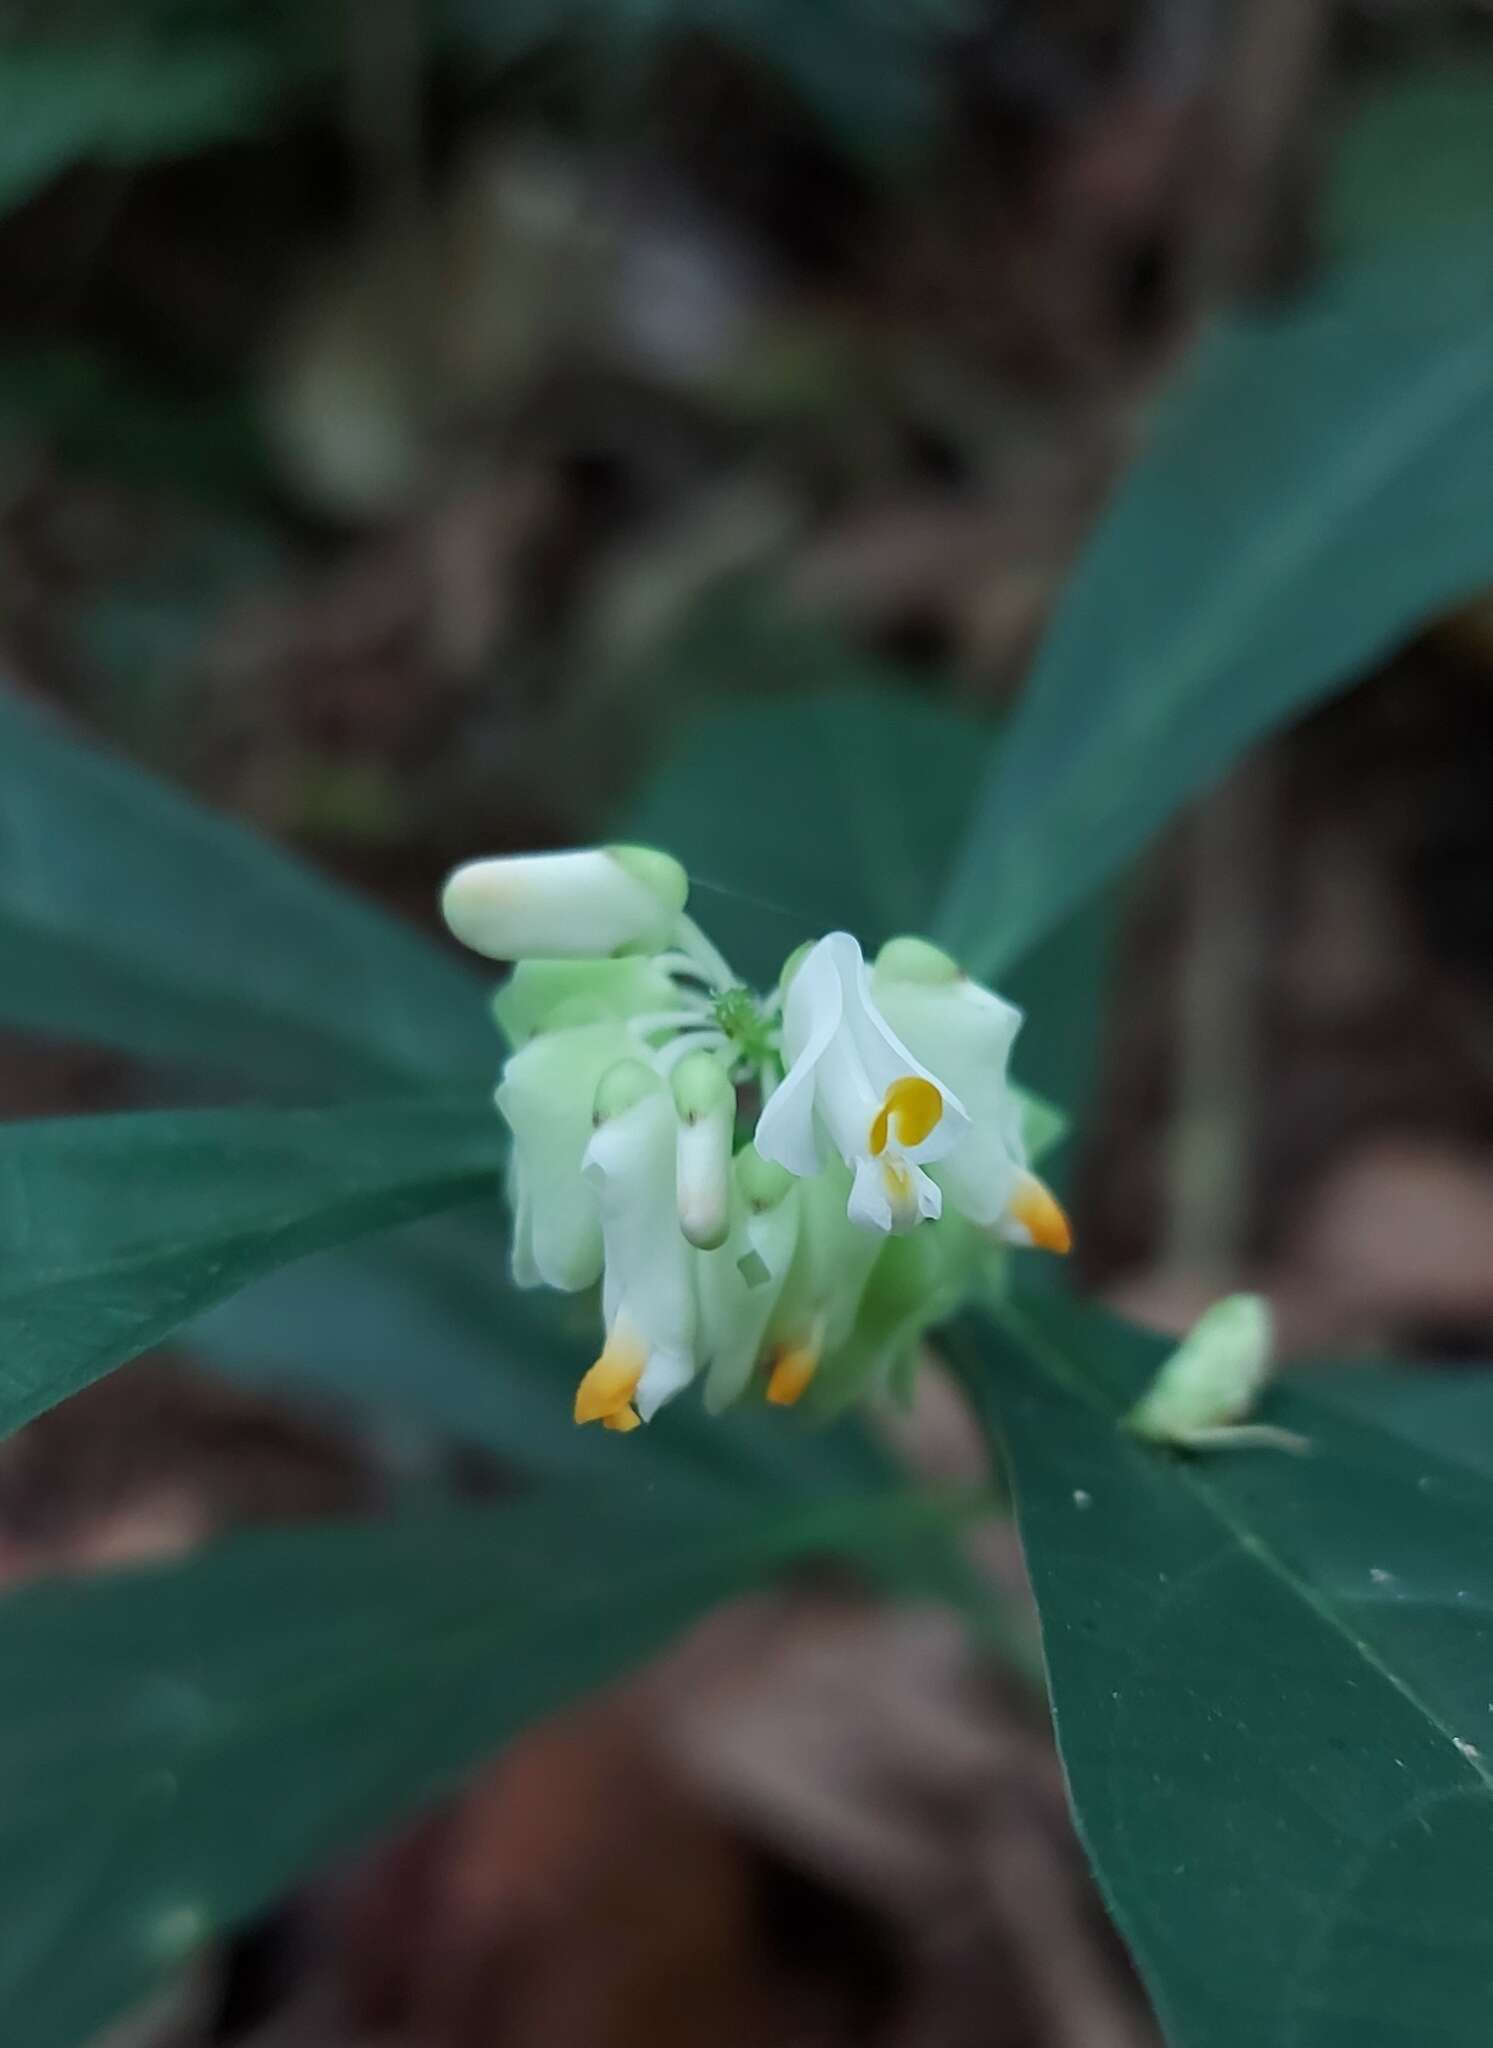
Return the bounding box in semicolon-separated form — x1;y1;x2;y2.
442;845;688;961
755;932;972;1235
573;1066;698;1430
871;937;1069;1253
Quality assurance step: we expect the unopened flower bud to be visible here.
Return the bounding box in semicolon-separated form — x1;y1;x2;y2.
671;1050;734;1249
593;1057;662;1126
874;935;962;985
441;845;688;962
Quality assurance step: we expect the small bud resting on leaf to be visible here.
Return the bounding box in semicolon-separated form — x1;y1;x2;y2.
1124;1294;1309;1454
441;847;1071;1431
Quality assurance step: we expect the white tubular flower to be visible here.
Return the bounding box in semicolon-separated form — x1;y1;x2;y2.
495;1018;639;1291
574;1063;698;1431
671;1049;735;1251
442;844;688;961
697;1151;800;1414
871;937;1071;1255
755;932;971;1236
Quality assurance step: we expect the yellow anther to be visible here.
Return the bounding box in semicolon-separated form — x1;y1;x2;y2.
602;1405;642;1433
1007;1171;1073;1256
574;1334;645;1424
869;1075;943;1157
765;1342;821;1408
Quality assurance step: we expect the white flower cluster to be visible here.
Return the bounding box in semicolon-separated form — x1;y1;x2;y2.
443;846;1069;1432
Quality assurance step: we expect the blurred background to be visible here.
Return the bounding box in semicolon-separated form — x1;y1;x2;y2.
3;3;1492;2044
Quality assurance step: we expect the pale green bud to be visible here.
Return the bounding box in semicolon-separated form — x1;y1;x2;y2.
777;940;813;994
874;935;961;985
493;955;678;1050
592;1057;663;1125
736;1148;794;1215
671;1050;734;1250
1125;1294;1307;1454
442;845;687;961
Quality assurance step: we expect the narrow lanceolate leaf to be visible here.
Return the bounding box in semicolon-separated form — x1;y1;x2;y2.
937;238;1493;977
0;1093;502;1441
959;1295;1493;2048
0;687;492;1090
0;1484;973;2048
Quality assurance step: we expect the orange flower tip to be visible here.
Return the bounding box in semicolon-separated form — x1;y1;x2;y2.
765;1345;820;1408
1009;1173;1073;1257
602;1405;642;1433
574;1345;644;1425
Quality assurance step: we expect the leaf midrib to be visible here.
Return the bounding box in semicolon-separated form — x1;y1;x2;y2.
991;1301;1493;1800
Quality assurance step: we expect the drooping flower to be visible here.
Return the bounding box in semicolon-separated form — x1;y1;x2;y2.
441;845;1072;1433
574;1062;698;1430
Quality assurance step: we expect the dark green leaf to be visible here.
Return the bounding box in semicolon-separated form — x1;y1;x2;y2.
1328;65;1493;261
937;240;1493;976
621;655;989;986
960;1295;1493;2048
0;688;492;1089
0;1482;973;2048
0;41;274;212
0;1092;501;1441
439;0;976;163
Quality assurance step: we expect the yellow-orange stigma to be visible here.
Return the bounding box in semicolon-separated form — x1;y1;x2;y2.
765;1341;820;1407
869;1075;943;1158
1007;1171;1073;1256
574;1335;645;1426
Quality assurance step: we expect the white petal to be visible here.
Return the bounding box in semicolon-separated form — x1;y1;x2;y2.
754;935;845;1177
637;1347;697;1421
848;1158;894;1233
496;1021;634;1291
873;971;1022;1122
840;942;970;1163
935;1128;1024;1229
585;1088;697;1376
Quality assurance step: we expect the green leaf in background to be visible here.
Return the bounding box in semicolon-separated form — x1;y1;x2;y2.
0;1481;976;2048
1328;64;1493;260
936;237;1493;978
623;663;1112;1170
960;1295;1493;2048
439;0;977;164
0;41;274;213
0;1092;502;1443
622;662;988;986
0;688;492;1090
